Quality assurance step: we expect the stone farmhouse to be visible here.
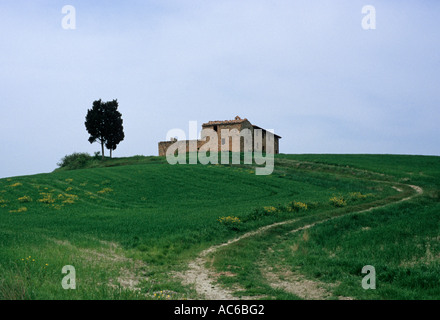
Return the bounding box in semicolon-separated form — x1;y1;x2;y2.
158;116;281;156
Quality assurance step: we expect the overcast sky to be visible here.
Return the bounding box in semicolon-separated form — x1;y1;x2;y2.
0;0;439;178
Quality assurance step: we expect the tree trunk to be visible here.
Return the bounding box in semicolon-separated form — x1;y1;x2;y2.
110;149;112;158
101;141;105;160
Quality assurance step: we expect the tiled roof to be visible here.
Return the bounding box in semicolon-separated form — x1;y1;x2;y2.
202;116;249;127
201;116;281;138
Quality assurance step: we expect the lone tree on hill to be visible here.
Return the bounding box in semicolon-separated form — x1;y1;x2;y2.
104;100;125;158
85;99;125;159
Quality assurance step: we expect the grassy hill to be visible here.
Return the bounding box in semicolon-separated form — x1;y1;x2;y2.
0;154;439;299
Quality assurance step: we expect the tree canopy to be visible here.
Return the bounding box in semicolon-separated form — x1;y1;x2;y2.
85;99;125;159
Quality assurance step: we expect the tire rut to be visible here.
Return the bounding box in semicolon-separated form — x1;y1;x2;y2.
178;183;423;300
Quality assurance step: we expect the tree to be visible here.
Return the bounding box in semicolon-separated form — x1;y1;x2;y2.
85;99;125;159
104;100;125;158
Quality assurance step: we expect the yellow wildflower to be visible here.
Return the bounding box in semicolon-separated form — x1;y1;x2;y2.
330;196;347;207
218;216;241;224
264;206;277;213
97;188;113;194
9;207;28;213
288;201;308;212
18;196;32;203
9;182;22;188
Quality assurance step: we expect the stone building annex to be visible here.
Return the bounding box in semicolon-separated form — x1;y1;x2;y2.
158;116;281;156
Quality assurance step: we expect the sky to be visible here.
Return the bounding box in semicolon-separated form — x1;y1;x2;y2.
0;0;439;178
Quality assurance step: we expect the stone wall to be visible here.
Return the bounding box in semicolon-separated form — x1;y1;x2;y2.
158;118;280;156
158;139;205;157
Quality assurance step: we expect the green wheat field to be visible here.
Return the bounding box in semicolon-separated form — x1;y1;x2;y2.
0;154;439;300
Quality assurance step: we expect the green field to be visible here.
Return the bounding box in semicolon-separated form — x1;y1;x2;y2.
0;154;439;300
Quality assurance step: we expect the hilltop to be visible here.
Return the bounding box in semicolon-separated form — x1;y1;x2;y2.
0;154;439;299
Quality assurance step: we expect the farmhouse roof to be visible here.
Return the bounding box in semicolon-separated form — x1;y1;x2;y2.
202;116;249;127
252;125;282;139
202;116;281;138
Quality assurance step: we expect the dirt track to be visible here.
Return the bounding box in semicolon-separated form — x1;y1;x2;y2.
178;184;423;300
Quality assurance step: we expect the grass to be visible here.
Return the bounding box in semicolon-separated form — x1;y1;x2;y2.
210;154;440;300
0;153;439;299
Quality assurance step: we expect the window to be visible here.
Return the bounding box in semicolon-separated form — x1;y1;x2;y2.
221;138;225;145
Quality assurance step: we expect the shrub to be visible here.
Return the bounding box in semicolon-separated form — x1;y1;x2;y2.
57;152;93;170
